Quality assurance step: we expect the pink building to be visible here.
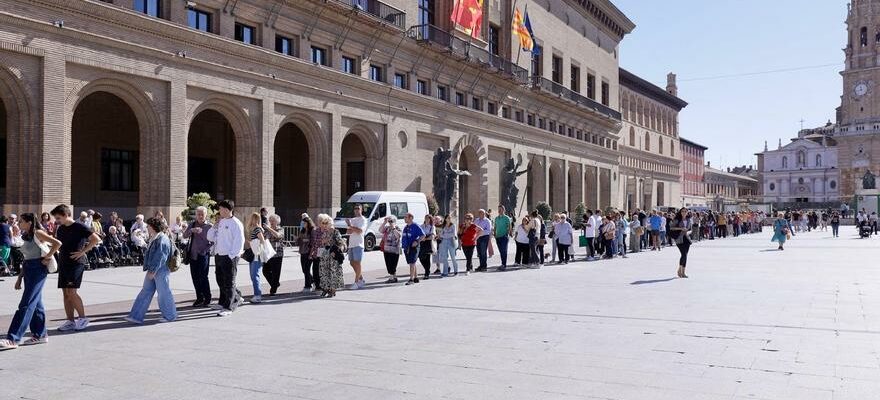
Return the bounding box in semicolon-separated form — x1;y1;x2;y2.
680;137;708;207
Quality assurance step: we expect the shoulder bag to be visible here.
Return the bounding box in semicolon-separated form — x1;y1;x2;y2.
34;237;58;274
166;242;181;273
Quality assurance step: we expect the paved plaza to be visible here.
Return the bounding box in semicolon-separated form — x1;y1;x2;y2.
1;228;880;399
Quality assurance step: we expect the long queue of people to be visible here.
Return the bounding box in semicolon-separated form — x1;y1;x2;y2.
0;199;765;351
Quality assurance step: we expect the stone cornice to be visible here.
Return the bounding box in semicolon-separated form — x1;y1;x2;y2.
563;0;635;41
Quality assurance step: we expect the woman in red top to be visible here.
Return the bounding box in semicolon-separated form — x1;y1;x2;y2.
458;213;482;275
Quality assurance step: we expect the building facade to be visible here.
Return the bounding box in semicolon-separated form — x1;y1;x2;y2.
820;0;880;202
0;0;637;222
679;137;707;208
704;165;758;212
617;69;686;211
756;133;839;205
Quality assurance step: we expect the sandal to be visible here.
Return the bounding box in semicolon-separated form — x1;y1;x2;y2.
0;339;18;350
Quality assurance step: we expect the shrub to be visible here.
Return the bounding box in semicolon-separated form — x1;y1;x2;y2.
573;202;587;229
427;193;439;216
535;201;552;221
182;192;216;222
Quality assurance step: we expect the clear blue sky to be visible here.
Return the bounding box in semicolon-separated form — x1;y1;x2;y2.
613;0;845;169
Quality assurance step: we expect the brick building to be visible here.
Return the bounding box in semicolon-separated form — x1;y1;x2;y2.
679;137;707;208
0;0;644;221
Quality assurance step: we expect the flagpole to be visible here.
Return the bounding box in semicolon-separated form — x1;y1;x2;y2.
514;3;527;69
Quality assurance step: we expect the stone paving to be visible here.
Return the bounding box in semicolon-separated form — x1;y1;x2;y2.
1;227;880;399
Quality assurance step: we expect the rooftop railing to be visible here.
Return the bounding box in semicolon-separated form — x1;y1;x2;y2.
334;0;406;30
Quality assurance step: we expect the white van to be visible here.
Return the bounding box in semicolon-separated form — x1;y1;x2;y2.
334;191;429;250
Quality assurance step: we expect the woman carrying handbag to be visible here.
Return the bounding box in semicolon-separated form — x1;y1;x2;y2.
0;213;61;350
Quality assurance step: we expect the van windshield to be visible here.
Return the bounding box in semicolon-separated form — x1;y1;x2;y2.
337;202;377;219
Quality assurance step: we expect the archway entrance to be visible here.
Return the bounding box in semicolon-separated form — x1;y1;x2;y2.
341;134;368;200
548;162;565;213
188;110;236;201
274;122;311;224
71;92;140;216
458;146;480;219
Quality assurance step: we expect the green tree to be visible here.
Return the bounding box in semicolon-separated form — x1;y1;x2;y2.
182;192;216;222
535;201;552;221
573;202;587;229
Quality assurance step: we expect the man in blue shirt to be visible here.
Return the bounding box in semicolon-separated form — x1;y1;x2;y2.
649;211;662;251
402;213;425;285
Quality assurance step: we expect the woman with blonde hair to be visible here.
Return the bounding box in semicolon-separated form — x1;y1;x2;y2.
316;214;345;297
245;212;267;303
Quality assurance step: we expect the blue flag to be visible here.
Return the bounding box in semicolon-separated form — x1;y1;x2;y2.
524;12;540;55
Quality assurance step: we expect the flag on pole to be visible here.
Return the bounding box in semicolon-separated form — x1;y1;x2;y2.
512;7;533;52
523;11;539;55
451;0;484;39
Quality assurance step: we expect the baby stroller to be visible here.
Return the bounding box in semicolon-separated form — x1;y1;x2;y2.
859;221;872;238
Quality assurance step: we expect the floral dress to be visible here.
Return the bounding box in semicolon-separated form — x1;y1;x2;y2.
318;229;346;290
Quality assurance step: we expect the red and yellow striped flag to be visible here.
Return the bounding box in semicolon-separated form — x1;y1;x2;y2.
451;0;484;39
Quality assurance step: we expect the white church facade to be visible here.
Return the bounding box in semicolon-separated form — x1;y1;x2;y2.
757;134;840;204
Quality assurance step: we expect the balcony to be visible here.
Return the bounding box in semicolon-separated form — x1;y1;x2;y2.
332;0;406;30
409;24;529;84
530;76;622;121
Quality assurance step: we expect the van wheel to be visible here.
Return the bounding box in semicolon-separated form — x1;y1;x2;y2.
365;234;377;251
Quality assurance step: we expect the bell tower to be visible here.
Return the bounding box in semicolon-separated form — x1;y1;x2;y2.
841;0;880;124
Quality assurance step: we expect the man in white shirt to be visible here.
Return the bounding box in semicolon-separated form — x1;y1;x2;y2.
590;211;604;260
474;209;492;272
582;210;596;261
208;200;245;317
346;204;368;289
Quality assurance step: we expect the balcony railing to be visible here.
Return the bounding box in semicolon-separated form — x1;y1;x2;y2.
334;0;406;30
531;76;622;121
410;24;529;84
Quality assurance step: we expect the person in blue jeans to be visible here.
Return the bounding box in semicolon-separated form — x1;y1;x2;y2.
402;213;425;285
244;212;268;304
437;214;459;276
494;206;513;271
474;209;493;272
125;217;177;324
0;213;61;350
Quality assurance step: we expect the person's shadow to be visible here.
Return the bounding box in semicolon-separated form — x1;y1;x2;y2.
630;278;676;285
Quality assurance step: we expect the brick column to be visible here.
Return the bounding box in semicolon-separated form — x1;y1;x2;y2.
330;112;343;215
161;74;188;219
41;53;68;210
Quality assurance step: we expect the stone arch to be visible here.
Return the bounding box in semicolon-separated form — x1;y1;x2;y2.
187;96;259;207
341;124;385;199
451;134;488;220
272;112;329;221
66;78;162;216
0;66;36;210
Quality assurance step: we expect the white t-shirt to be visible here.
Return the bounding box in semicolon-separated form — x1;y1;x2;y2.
584;215;600;238
660;217;667;232
347;216;367;248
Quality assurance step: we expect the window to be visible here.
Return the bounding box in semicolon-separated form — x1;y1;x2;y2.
538;118;546;129
830;180;837;189
101;149;137;192
797;150;806;167
134;0;161;17
816;154;822;167
586;74;596;100
527;113;535;126
782;156;788;168
471;96;482;111
417;79;429;95
601;81;610;106
311;46;328;66
861;27;868;47
570;65;580;92
275;35;294;56
513;110;522;123
390;202;409;219
532;46;543;77
370;65;384;82
487;102;497;115
645;133;651;151
659;137;664;154
394;72;407;89
341;56;357;74
455;92;465;106
488;24;500;56
798;177;805;185
437;85;448;101
576;130;583;140
501;106;510;119
187;7;212;32
549;121;556;132
670;141;675;157
551;55;563;84
629;127;635;146
418;0;434;26
234;23;256;45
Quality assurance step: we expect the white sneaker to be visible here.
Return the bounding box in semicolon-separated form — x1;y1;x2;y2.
302;286;312;293
217;310;232;317
250;295;262;304
57;320;76;332
124;316;142;325
74;318;90;331
158;317;173;323
357;277;366;289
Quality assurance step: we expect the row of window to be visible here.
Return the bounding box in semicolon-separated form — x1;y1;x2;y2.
767;180;837;192
544;53;611;107
779;153;823;169
621;94;678;136
627;127;675;156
